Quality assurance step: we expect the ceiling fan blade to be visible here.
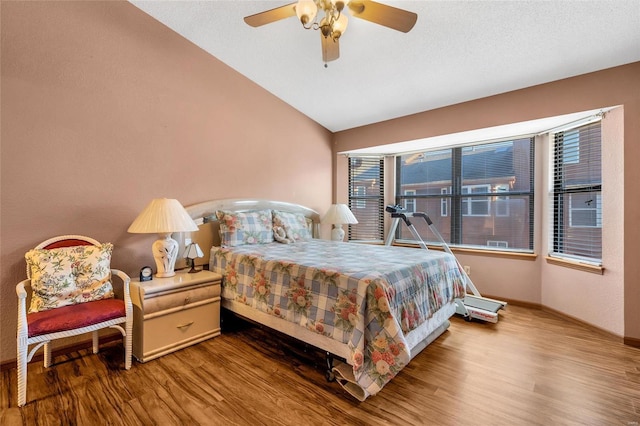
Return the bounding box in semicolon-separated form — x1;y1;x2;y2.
321;35;340;63
404;152;425;164
244;2;297;27
348;1;417;33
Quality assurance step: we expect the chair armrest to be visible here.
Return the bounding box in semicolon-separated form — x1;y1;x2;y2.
110;269;132;311
110;269;130;286
16;280;29;300
16;279;31;337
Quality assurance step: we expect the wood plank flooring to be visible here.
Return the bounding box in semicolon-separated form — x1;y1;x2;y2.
2;305;640;425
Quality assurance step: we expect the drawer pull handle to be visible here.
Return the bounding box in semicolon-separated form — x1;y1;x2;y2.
184;297;190;305
176;321;194;329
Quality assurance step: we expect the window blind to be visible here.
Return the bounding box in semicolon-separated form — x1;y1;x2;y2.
551;122;602;263
348;156;384;241
395;138;535;252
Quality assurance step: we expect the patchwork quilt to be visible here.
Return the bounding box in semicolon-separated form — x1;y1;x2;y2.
210;239;465;398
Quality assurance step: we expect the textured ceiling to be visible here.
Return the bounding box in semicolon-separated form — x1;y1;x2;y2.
130;1;640;132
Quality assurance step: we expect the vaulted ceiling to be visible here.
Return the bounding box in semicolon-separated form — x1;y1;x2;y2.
130;1;640;132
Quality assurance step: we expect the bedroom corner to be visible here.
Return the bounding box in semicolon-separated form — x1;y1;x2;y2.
0;0;333;366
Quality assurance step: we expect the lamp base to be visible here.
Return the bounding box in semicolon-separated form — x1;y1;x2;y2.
187;258;200;273
331;225;345;241
152;233;179;278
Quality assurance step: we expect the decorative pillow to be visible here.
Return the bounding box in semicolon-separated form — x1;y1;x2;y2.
273;225;294;244
272;210;312;242
215;209;274;247
25;243;114;313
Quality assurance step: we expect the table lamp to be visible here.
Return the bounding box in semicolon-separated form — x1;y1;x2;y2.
183;242;204;273
321;203;358;241
128;198;198;277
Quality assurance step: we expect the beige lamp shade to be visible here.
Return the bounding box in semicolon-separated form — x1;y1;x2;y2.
127;198;198;234
128;198;198;277
321;204;358;241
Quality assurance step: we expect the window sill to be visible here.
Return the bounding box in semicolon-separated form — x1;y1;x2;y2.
545;256;604;275
390;242;537;261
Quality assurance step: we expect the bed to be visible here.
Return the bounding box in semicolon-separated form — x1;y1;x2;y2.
183;199;466;401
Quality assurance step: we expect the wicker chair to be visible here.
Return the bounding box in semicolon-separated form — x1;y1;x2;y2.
16;235;132;407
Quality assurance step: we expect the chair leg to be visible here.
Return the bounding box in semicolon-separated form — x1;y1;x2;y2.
124;324;132;370
92;331;99;354
43;342;52;368
17;341;27;407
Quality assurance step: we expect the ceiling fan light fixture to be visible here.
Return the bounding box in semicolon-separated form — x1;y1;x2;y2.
332;0;347;12
332;12;348;39
296;0;318;27
245;0;417;63
319;16;332;38
317;1;348;40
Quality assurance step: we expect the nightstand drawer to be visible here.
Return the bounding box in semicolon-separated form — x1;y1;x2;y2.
143;283;220;315
137;300;220;362
131;270;222;362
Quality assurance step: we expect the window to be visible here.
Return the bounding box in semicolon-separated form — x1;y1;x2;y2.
404;190;416;212
487;240;509;248
551;122;602;263
494;184;510;217
440;188;449;217
562;129;580;164
395;139;534;251
462;184;491;216
569;193;602;228
353;186;366;209
348;157;384;242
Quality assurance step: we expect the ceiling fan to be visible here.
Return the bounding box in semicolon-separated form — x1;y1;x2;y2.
244;0;417;64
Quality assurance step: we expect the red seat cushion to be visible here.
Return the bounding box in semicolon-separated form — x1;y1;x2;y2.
27;299;125;338
42;239;92;249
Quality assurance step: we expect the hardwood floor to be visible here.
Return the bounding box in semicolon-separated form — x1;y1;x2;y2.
2;305;639;425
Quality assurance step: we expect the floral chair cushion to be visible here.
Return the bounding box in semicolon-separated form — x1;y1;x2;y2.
25;243;114;313
215;209;274;247
272;210;312;242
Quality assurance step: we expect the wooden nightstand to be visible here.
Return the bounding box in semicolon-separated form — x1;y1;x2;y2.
130;269;221;362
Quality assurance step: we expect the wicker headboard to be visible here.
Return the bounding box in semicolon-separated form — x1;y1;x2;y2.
176;199;321;269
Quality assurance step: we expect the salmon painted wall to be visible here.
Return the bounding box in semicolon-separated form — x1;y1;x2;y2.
333;63;640;341
0;1;333;363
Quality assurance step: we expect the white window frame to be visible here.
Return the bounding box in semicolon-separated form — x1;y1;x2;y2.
569;193;602;228
494;184;510;217
440;187;449;217
403;190;416;212
487;240;509;248
462;184;491;217
353;186;366;209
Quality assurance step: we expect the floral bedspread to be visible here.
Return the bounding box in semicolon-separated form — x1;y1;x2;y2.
209;239;465;398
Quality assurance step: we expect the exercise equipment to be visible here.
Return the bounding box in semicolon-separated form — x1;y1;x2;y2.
385;205;506;323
